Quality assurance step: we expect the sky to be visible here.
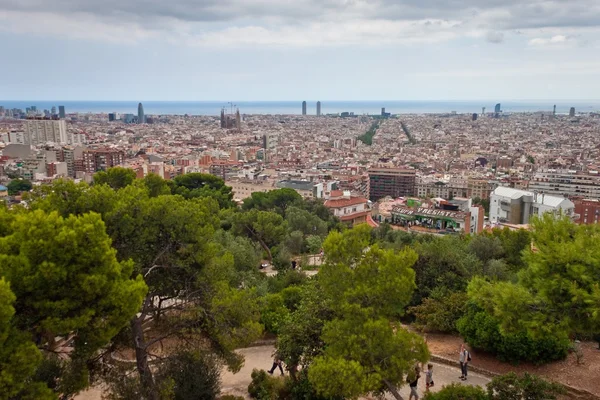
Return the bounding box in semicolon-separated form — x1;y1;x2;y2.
1;0;600;101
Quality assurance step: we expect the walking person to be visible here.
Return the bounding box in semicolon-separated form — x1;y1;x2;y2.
459;344;470;381
425;363;434;391
268;354;284;376
408;365;421;400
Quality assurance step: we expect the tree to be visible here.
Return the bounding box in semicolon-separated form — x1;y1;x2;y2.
7;178;32;195
171;173;235;208
305;235;323;255
154;350;222;400
27;180;263;399
469;215;600;339
423;383;487;400
487;372;564;400
411;236;482;306
468;235;504;265
142;173;172;197
233;209;287;261
242;188;302;215
0;208;147;397
409;290;468;333
285;231;305;255
295;226;428;400
285;206;328;237
94;167;137;189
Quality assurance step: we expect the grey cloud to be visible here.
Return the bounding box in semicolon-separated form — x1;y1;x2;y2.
1;0;599;31
486;31;504;44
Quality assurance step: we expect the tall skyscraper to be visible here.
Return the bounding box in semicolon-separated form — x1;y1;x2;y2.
569;107;576;117
220;109;226;128
51;106;56;115
302;101;307;115
482;107;485;115
138;102;145;124
59;105;65;118
235;109;241;131
494;103;501;113
553;105;556;116
317;101;321;116
472;113;478;121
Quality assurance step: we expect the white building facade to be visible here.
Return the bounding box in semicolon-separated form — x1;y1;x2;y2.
490;186;576;225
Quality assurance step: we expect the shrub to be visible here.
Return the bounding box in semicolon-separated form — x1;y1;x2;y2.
457;304;570;364
248;369;289;400
154;350;221;400
423;383;488;400
487;372;565;400
259;294;290;334
219;396;245;400
409;290;468;333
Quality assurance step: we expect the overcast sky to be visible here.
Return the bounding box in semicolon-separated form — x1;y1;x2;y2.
2;0;600;100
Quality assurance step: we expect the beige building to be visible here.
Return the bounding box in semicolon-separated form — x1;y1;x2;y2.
226;178;275;202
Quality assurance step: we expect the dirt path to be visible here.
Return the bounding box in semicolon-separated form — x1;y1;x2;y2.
221;345;490;399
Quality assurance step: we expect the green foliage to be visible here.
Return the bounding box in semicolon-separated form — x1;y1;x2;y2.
154;350;222;400
242;189;303;216
266;270;307;294
233;209;287;261
357;121;380;145
142;173;172;197
468;235;504;265
0;208;147;397
248;369;289;400
305;235;323;254
0;278;53;400
485;228;530;271
277;281;333;369
423;383;488;400
456;303;569;364
7;178;32;195
300;227;428;399
171;172;235;208
260;294;291;334
94;167;137;189
285;231;305;255
468;215;600;344
285;206;328;237
409;290;468;333
487;372;564;400
411;236;482;306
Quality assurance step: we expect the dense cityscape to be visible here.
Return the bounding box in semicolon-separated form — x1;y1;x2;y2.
3;0;600;398
2;102;599;235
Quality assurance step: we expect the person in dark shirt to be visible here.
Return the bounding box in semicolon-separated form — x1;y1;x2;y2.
408;365;421;400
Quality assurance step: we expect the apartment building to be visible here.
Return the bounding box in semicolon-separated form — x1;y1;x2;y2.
528;169;600;199
368;168;416;201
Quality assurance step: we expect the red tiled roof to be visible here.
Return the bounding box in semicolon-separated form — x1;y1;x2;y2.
339;210;371;221
324;197;368;208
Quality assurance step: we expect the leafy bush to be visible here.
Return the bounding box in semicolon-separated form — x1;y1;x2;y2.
457;304;569;364
280;286;303;312
409;290;468;333
487;372;565;400
423;383;488;400
424;373;564;400
154;350;221;400
219;396;245;400
248;369;289;400
259;294;291;334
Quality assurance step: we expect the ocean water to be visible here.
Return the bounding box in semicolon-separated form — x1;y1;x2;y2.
2;100;599;116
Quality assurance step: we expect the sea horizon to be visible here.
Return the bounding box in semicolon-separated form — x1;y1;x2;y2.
2;100;600;116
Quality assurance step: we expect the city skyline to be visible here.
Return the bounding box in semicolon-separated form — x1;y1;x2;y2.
1;0;600;100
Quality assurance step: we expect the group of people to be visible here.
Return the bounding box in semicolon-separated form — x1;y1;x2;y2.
405;343;471;400
267;343;472;399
